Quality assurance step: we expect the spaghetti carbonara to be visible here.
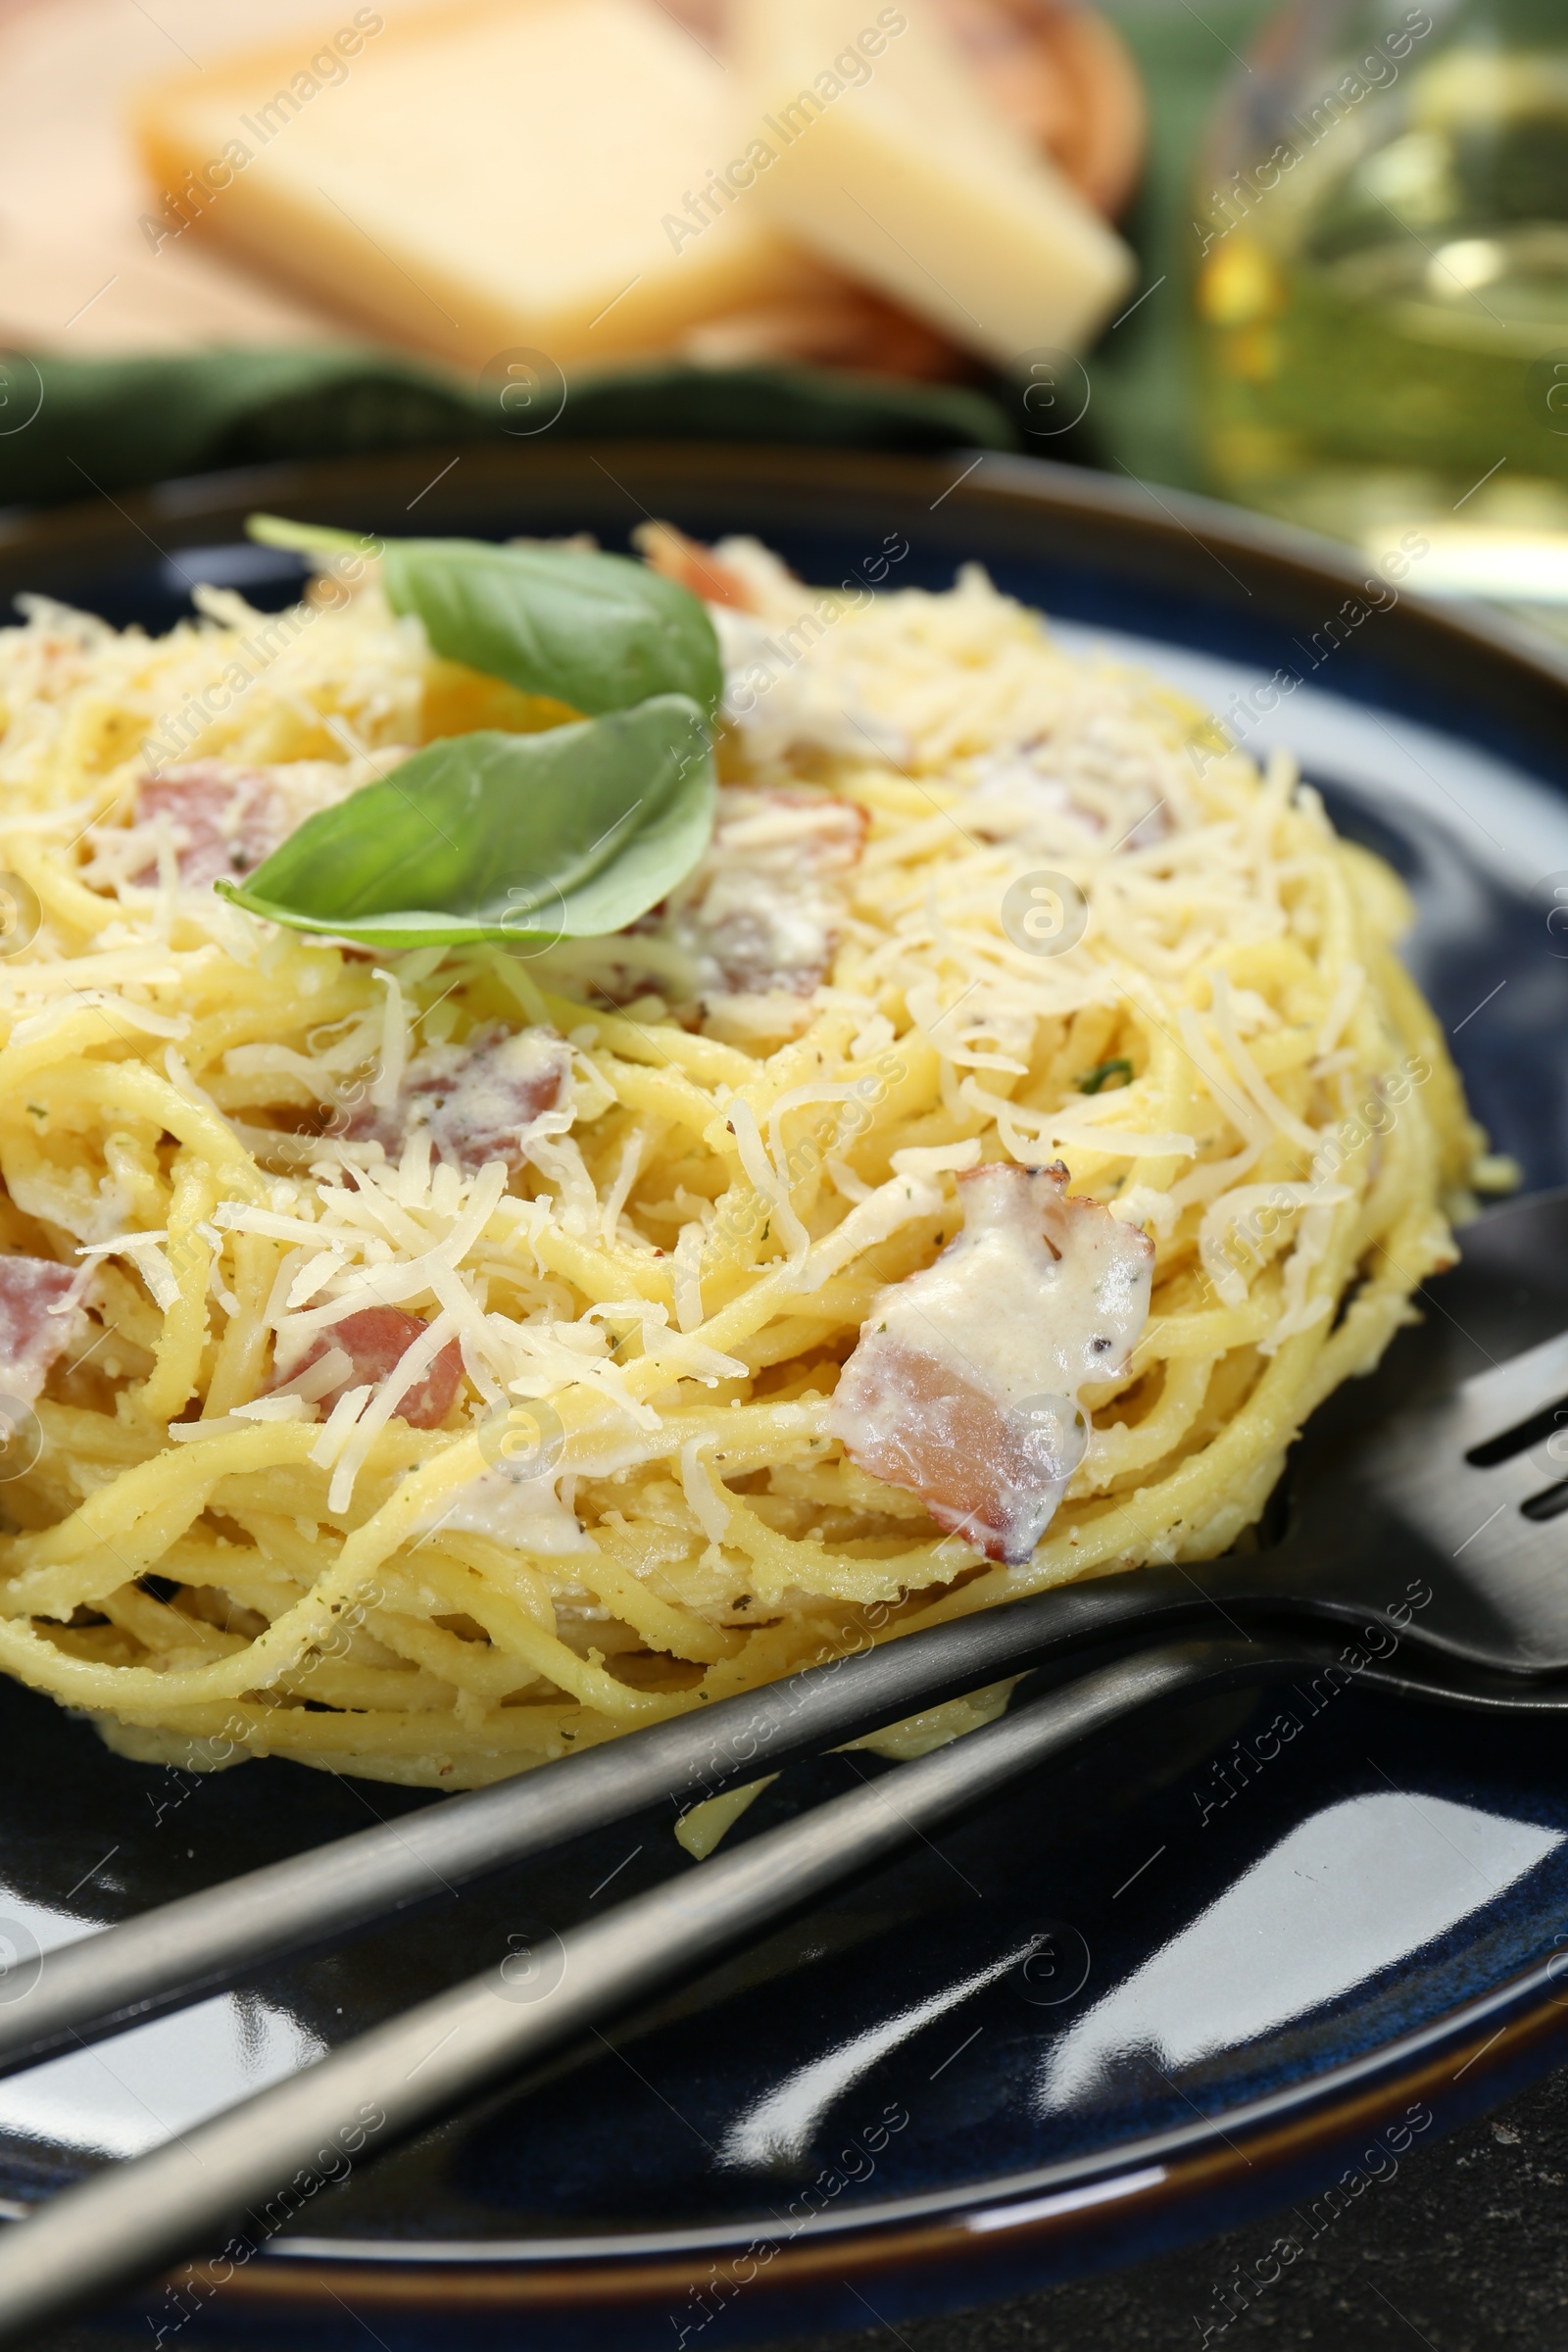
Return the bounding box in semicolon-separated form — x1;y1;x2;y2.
0;527;1490;1790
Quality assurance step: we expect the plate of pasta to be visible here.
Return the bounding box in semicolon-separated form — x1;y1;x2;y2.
0;445;1565;2346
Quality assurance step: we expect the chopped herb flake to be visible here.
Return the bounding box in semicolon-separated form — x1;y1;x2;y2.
1076;1057;1134;1095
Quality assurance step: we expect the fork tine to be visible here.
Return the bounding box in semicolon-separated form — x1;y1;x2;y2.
1366;1328;1568;1606
1447;1331;1568;1452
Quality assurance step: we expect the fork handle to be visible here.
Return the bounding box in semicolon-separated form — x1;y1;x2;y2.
0;1569;1225;2077
0;1632;1318;2349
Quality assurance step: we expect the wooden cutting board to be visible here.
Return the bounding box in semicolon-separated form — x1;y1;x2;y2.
0;0;368;353
0;0;1143;375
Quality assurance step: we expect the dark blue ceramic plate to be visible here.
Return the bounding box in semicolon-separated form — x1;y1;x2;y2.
2;448;1567;2352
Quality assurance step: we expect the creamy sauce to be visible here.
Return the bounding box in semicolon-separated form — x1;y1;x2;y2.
962;737;1170;855
657;785;868;1004
438;1465;592;1553
827;1162;1153;1563
712;608;904;768
538;785;868;1035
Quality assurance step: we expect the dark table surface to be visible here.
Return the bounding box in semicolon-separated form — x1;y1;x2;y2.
752;2068;1568;2352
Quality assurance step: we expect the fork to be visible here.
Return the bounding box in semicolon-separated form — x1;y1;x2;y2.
0;1621;1561;2349
0;1192;1565;2339
3;1189;1563;2084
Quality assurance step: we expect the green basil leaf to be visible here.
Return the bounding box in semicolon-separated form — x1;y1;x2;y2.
248;514;723;720
215;696;715;951
247;516;365;558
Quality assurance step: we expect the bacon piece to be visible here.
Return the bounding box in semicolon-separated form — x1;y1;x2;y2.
0;1256;81;1404
564;788;867;1018
635;521;759;612
827;1162;1153;1564
346;1022;570;1175
289;1307;463;1431
122;759;367;892
130;763;293;889
662;786;869;1000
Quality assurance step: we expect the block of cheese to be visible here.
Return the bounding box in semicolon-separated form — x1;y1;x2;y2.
132;0;835;372
730;0;1135;363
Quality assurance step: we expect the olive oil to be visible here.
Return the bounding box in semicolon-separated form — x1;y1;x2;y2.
1196;10;1568;564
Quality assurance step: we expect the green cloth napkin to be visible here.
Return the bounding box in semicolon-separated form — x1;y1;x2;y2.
0;350;1020;513
0;0;1278;513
